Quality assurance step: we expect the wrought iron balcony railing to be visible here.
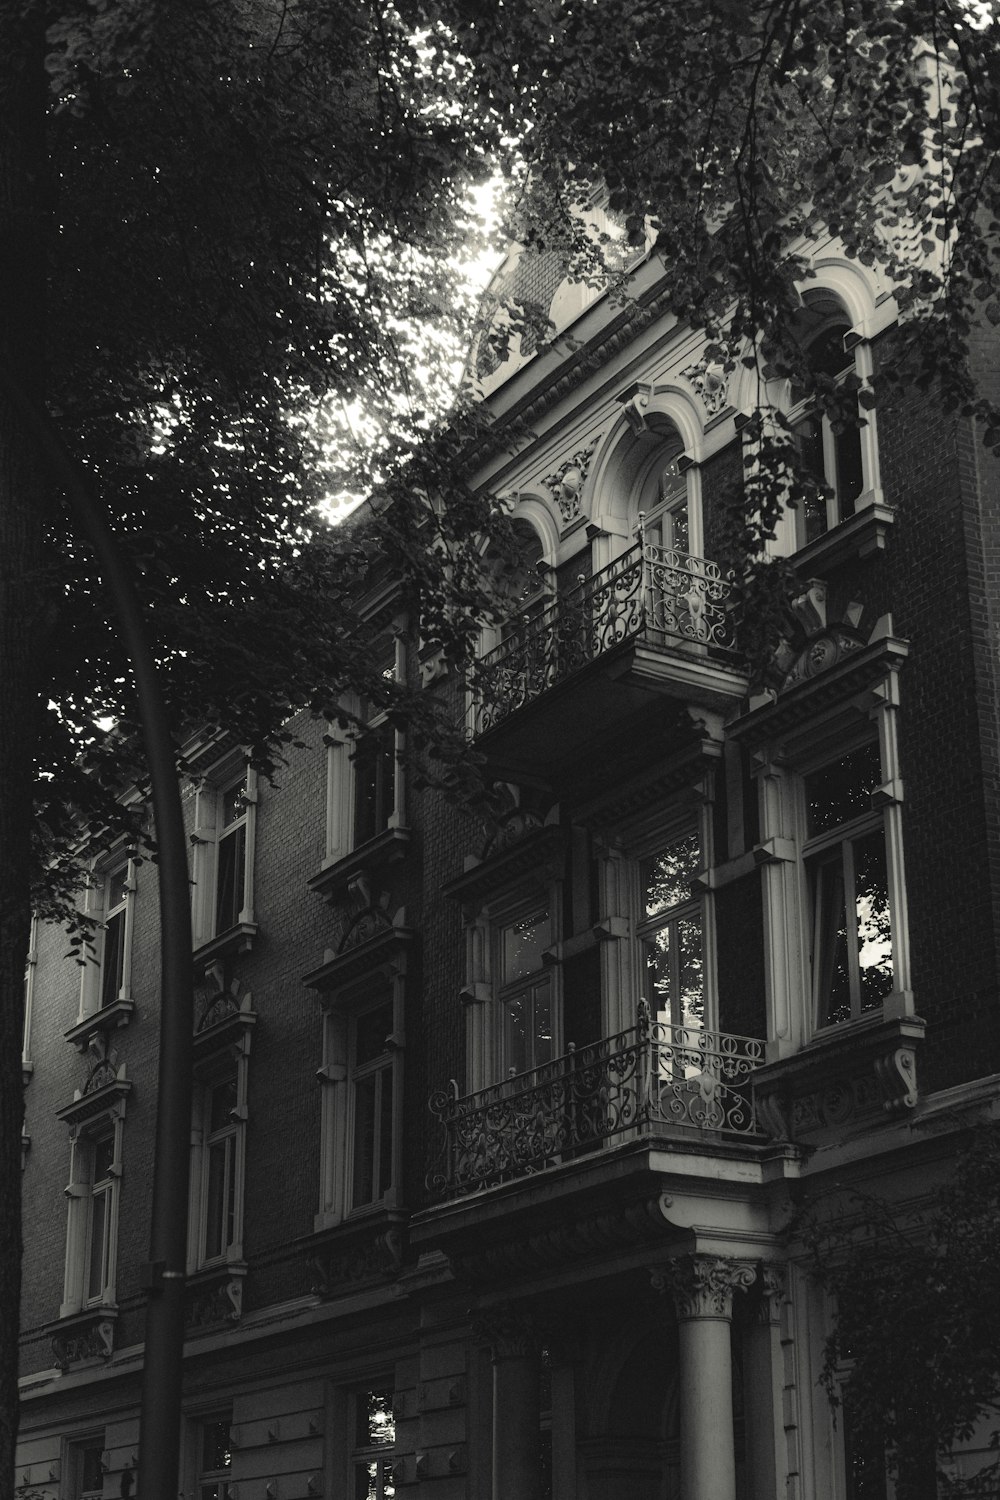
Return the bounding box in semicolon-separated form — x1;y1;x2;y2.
475;541;737;735
426;1003;766;1198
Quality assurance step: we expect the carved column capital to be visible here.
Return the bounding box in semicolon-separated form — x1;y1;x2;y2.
472;1304;538;1361
651;1255;757;1321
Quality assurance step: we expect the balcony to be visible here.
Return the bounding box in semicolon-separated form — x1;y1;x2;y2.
473;542;747;775
427;1004;767;1200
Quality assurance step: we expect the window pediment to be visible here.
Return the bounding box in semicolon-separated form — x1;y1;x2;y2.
304;921;415;998
442;824;568;911
57;1065;132;1129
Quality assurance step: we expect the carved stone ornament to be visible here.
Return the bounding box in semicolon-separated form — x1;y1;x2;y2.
481;807;544;859
186;1271;244;1331
308;1225;405;1296
754;1262;786;1327
650;1255;757;1320
51;1314;116;1370
472;1304;538;1360
682;358;731;416
543;438;599;525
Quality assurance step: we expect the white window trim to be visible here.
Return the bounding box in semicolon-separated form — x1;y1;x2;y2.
187;1026;251;1274
77;856;137;1023
755;672;911;1056
323;638;406;869
315;958;407;1234
23;914;37;1081
60;1098;126;1319
597;796;717;1040
191;762;257;950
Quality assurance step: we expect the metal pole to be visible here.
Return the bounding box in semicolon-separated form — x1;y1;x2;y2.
1;374;193;1499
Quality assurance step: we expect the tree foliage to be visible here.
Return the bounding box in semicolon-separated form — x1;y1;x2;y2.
798;1126;1000;1500
7;0;1000;1490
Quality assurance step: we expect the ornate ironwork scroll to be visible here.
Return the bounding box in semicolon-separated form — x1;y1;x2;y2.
426;1003;765;1198
475;542;736;734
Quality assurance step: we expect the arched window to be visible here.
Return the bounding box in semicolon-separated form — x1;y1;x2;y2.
788;303;866;546
628;426;693;557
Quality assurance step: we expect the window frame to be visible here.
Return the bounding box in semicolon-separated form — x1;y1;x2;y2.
67;1434;107;1500
800;737;896;1032
634;817;707;1035
191;1412;234;1500
348;1385;397;1500
313;935;409;1234
77;854;137;1023
191;759;257;951
59;1092;126;1320
322;637;406;869
188;1023;251;1275
493;902;558;1080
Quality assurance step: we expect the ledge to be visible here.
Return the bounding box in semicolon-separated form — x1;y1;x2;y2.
185;1260;247;1333
309;826;412;906
303;922;415;995
64;998;136;1053
193;922;258;976
56;1070;132;1128
752;1010;926;1143
792;494;894;574
442;824;567;908
298;1209;409;1297
47;1306;117;1370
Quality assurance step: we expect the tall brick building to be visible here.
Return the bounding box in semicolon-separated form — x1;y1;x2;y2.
17;214;1000;1500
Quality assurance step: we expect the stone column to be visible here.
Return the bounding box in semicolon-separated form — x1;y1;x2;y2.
478;1306;543;1500
743;1264;786;1500
653;1255;756;1500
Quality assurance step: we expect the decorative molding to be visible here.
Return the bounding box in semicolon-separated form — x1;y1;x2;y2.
57;1063;131;1128
682;358;731;416
754;1262;786;1327
543;438;599;525
442;823;567;911
64;998;135;1053
472;1304;539;1360
303;919;414;997
752;1013;925;1142
185;1263;246;1331
49;1307;117;1370
308;825;411;908
306;1218;407;1297
650;1255;756;1320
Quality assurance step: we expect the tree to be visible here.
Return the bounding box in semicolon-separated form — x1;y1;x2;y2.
0;2;506;1488
7;0;1000;1490
798;1126;1000;1500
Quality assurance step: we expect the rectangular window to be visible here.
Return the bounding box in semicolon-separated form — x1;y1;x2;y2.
84;1135;116;1305
497;909;554;1077
350;1001;395;1212
198;1068;239;1265
352;725;396;848
70;1437;105;1500
351;1388;396;1500
198;1416;233;1500
637;825;704;1032
100;865;129;1010
214;779;248;935
804;742;893;1028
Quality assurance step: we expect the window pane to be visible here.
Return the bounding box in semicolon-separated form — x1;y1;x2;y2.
215;823;246;933
643;925;673;1021
81;1443;105;1494
501;912;547;982
805;743;882;835
353;728;395;845
352;1072;378;1207
813;853;852;1027
209;1075;238;1134
355;1459;395;1500
107;866;128;910
101;907;126;1009
854;830;893;1011
355;1003;392;1066
642;830;700;918
87;1188;109;1302
205;1137;234;1258
93;1135;115;1182
378;1068;394;1200
358;1388;396;1447
221;782;245;828
532;981;554;1066
677;916;704;1030
835;425;864;514
201;1419;232;1472
503;995;529;1077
